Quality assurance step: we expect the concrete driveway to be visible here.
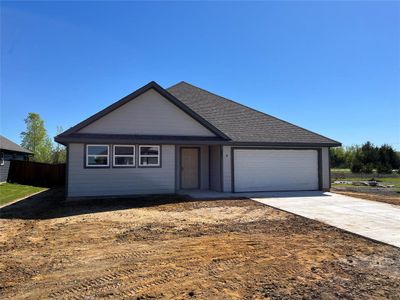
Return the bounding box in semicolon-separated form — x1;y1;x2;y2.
252;192;400;248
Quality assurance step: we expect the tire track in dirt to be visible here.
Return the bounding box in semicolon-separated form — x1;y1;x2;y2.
47;267;139;299
46;248;263;298
120;251;261;297
96;249;157;261
118;269;180;298
124;250;263;294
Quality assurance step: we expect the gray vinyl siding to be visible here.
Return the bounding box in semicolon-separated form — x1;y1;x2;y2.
321;147;330;190
79;89;215;137
67;143;175;197
0;161;10;183
175;145;209;190
3;153;28;161
222;146;232;192
209;145;222;191
200;145;209;190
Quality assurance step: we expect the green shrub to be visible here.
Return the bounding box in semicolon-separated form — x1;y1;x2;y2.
376;163;392;174
351;159;363;173
361;163;374;174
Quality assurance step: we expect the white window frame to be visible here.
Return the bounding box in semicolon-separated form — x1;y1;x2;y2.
86;144;109;167
113;145;135;167
139;145;160;167
0;152;4;166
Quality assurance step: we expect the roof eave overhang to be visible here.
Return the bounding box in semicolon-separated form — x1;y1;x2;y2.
0;148;34;154
54;134;227;145
55;134;341;148
228;141;342;148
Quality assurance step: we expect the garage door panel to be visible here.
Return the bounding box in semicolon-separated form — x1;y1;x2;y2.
234;149;319;192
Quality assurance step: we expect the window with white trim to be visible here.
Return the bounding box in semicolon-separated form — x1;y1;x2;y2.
113;145;135;167
86;145;109;167
0;152;4;166
139;145;160;167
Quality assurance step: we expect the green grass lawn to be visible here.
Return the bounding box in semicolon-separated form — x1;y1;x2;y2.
0;183;47;206
331;168;352;172
331;175;400;193
332;176;400;187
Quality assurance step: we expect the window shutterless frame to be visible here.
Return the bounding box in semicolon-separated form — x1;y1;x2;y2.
138;145;161;167
113;145;135;167
85;144;110;167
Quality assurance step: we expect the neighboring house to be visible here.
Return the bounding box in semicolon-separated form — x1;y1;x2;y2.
0;135;33;183
55;81;341;198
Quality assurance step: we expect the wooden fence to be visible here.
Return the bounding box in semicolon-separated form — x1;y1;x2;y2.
8;160;66;187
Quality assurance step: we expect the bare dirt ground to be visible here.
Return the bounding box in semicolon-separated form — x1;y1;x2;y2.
1;189;400;299
332;187;400;206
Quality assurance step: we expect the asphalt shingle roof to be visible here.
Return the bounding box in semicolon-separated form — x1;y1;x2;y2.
56;81;340;147
167;82;340;146
0;135;33;154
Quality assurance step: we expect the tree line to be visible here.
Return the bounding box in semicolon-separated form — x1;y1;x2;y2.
330;142;400;174
20;113;66;164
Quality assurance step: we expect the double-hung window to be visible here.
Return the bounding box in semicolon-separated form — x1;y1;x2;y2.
139;145;160;167
86;145;109;167
113;145;135;167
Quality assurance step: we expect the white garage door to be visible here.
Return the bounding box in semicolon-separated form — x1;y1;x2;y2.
233;149;319;192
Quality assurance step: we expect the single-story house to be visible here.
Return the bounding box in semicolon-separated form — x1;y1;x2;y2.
55;81;341;198
0;135;33;183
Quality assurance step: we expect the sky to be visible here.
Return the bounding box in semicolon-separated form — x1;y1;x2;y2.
1;1;399;149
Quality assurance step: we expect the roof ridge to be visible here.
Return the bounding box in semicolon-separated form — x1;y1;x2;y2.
166;81;186;90
170;81;340;145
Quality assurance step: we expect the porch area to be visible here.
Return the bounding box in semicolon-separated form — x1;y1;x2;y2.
175;145;224;193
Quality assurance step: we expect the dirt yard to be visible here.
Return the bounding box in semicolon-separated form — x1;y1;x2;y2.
1;190;400;299
332;186;400;206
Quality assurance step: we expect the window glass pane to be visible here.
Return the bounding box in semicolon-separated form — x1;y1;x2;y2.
115;157;134;165
115;146;134;155
88;145;108;155
140;157;159;165
140;146;159;156
88;156;108;165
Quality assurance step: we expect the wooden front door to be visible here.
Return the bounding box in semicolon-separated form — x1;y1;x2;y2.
180;148;200;189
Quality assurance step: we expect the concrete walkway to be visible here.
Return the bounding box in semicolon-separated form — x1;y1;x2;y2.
252;192;400;248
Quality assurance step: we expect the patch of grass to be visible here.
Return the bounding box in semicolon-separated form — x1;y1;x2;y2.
332;177;400;193
331;168;351;172
333;177;400;187
376;177;400;186
0;183;47;206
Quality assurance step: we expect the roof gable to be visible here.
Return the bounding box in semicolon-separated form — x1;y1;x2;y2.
58;82;229;140
78;89;217;137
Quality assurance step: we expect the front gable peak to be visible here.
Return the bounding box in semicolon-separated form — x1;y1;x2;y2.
58;82;229;140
